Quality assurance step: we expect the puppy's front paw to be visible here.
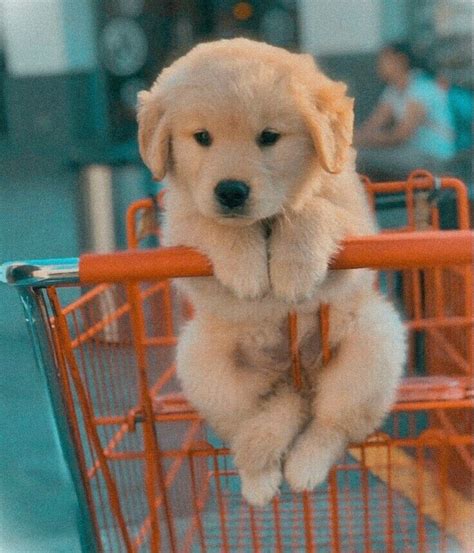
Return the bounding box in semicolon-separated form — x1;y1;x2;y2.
213;256;269;299
240;468;282;507
270;259;328;304
284;430;340;492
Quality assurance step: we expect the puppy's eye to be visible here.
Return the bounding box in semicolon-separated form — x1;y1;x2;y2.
193;130;212;147
257;129;281;147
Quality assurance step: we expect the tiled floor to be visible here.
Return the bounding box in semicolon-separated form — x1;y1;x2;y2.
0;330;82;552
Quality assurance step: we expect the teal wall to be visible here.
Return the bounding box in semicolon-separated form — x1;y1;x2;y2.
62;0;97;73
381;0;408;43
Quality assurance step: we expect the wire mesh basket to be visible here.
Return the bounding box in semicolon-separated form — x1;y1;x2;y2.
1;172;472;552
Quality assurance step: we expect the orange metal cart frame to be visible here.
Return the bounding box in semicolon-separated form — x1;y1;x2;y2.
1;173;473;552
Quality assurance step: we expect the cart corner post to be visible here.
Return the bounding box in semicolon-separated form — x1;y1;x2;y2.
21;285;102;552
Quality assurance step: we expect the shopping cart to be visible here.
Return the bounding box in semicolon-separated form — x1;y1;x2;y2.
1;172;472;552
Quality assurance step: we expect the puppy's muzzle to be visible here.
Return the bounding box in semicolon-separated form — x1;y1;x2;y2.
214;180;250;213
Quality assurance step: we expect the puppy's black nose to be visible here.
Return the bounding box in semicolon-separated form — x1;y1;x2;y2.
214;180;250;209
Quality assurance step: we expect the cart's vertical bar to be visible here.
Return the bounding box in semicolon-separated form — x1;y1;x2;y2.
360;444;372;553
212;450;230;552
386;442;395;553
271;496;283;553
438;440;449;553
464;261;473;379
248;505;261;552
301;491;314;552
188;452;207;552
450;169;474;379
329;468;341;553
18;287;102;553
320;304;331;366
448;177;470;230
415;444;427;553
288;311;315;550
126;283;164;553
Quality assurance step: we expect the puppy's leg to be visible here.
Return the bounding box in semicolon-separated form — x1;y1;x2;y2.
284;295;405;492
165;204;269;299
232;384;307;506
270;199;349;304
177;321;305;506
239;468;283;509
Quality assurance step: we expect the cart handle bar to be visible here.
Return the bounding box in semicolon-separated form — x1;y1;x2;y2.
1;230;472;288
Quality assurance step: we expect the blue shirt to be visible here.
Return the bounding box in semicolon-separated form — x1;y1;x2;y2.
381;71;456;160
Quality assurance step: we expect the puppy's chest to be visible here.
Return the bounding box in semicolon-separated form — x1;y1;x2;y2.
233;315;321;377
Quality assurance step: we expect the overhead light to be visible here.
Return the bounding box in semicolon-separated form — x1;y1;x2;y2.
233;2;254;21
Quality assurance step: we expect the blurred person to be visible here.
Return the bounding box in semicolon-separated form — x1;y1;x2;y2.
355;42;456;180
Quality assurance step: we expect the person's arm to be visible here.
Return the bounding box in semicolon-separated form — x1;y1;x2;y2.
364;101;426;147
354;102;393;147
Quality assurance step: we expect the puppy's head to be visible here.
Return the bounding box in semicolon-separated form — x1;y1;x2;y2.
137;38;354;225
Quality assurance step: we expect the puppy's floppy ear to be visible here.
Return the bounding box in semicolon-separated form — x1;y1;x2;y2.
296;79;354;174
137;90;170;180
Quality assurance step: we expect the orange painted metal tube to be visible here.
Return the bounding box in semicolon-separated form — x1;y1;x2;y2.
80;247;212;283
79;230;473;284
333;231;473;271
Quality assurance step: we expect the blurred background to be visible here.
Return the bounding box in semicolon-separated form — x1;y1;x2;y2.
0;1;472;551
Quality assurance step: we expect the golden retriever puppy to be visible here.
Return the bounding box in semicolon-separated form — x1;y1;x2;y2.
137;38;406;507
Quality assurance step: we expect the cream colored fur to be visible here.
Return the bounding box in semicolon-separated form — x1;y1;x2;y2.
137;38;406;507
